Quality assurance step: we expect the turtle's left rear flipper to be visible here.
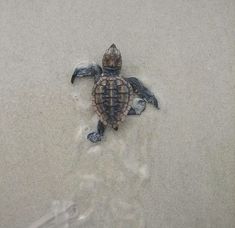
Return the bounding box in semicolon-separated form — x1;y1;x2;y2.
71;64;102;84
87;120;106;143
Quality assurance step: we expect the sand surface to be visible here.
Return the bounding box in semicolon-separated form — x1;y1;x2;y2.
0;0;235;227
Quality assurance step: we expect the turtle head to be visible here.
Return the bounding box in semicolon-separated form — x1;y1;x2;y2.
102;44;122;73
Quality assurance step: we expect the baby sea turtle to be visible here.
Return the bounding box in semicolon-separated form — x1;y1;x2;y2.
71;44;159;143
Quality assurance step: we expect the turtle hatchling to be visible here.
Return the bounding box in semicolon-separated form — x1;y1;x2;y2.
71;44;159;143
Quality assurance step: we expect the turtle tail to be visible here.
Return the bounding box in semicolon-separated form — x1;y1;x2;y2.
111;123;118;131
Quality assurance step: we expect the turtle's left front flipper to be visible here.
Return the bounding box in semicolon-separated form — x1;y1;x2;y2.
71;64;102;84
126;77;160;110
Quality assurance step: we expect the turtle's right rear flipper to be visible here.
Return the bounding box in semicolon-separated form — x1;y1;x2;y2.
128;98;146;115
71;64;102;84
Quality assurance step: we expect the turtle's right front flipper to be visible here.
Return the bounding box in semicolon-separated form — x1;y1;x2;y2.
71;64;102;84
126;77;160;110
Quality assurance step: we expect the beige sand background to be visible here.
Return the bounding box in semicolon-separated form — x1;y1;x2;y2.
1;0;235;227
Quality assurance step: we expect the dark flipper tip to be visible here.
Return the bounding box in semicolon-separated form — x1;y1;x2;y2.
71;71;77;84
71;75;75;84
87;132;102;143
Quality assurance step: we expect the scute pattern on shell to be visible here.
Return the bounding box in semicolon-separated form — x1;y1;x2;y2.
92;76;133;128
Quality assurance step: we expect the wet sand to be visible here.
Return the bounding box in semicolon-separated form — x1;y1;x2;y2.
0;0;235;227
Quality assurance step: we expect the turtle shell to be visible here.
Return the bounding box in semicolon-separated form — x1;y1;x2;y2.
92;76;133;128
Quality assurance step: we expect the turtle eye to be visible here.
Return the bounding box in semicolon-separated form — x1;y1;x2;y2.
115;57;122;66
